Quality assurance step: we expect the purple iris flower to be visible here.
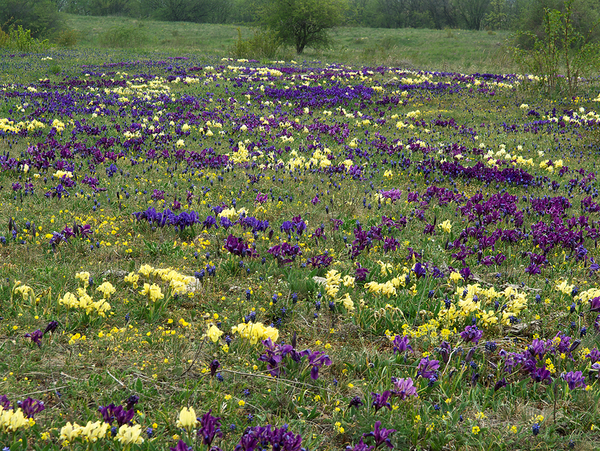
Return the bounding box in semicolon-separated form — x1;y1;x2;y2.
307;351;332;380
24;329;43;347
562;371;586;390
460;325;483;344
391;377;418;400
198;409;223;446
18;397;45;418
416;357;440;380
391;335;412;354
363;421;396;449
370;391;392;412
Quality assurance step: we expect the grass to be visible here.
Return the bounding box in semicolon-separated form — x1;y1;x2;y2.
1;34;600;451
61;14;514;73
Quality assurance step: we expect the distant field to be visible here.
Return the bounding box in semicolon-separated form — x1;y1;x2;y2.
63;14;514;73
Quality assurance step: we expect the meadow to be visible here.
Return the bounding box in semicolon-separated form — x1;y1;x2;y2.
1;39;600;451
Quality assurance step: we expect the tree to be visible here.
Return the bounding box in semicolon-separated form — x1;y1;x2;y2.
452;0;490;30
0;0;63;38
262;0;348;54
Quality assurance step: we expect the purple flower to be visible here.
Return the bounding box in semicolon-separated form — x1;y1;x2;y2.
562;371;586;390
24;329;43;347
525;264;541;276
125;395;139;411
210;360;221;377
0;395;11;410
348;396;363;408
590;297;600;312
370;391;392;412
416;357;440;380
255;192;268;203
307;252;333;268
391;377;418;400
363;421;396;449
355;264;370;281
18;397;45;418
494;377;507;391
198;409;222;446
460;325;483;344
412;262;426;279
114;405;135;426
224;234;256;258
98;403;117;424
43;320;59;335
347;438;374;451
267;425;302;451
391;335;412;354
170;439;193;451
307;351;332;380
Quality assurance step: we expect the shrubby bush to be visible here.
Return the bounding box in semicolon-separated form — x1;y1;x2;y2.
0;0;63;39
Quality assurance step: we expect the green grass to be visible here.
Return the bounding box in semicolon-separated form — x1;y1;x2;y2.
61;14;515;72
1;29;600;451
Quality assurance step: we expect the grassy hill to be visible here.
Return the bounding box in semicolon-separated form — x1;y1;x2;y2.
63;14;515;73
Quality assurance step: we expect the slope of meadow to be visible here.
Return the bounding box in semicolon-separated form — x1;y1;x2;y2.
1;47;600;451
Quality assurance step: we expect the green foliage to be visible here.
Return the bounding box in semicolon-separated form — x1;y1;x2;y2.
513;0;600;48
98;22;147;47
138;0;210;22
261;0;348;53
56;28;79;47
513;0;600;96
0;0;63;39
0;25;50;51
230;27;282;59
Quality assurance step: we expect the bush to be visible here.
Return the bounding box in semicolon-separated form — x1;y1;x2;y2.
512;0;600;96
230;28;282;60
0;0;63;39
56;29;79;47
0;25;49;51
99;23;147;48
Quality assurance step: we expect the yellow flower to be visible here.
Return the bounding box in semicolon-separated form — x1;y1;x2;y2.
59;422;81;442
80;421;109;442
472;426;480;435
96;281;116;299
206;324;223;343
449;271;463;283
0;408;30;433
115;424;144;445
438;220;452;233
238;400;246;407
176;407;197;430
139;283;164;302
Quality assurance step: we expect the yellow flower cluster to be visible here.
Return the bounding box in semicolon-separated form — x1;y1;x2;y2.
575;287;600;303
13;282;35;302
0;407;34;433
59;290;111;317
555;280;574;295
115;424;145;445
59;420;110;444
231;321;279;344
437;283;528;328
322;270;355;312
139;283;164;303
133;264;196;296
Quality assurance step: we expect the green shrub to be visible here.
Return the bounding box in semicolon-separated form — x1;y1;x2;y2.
0;0;63;39
56;29;79;47
0;25;49;51
512;0;600;96
99;23;147;48
230;27;282;60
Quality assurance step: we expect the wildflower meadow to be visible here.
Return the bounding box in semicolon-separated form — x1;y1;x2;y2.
2;50;600;450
